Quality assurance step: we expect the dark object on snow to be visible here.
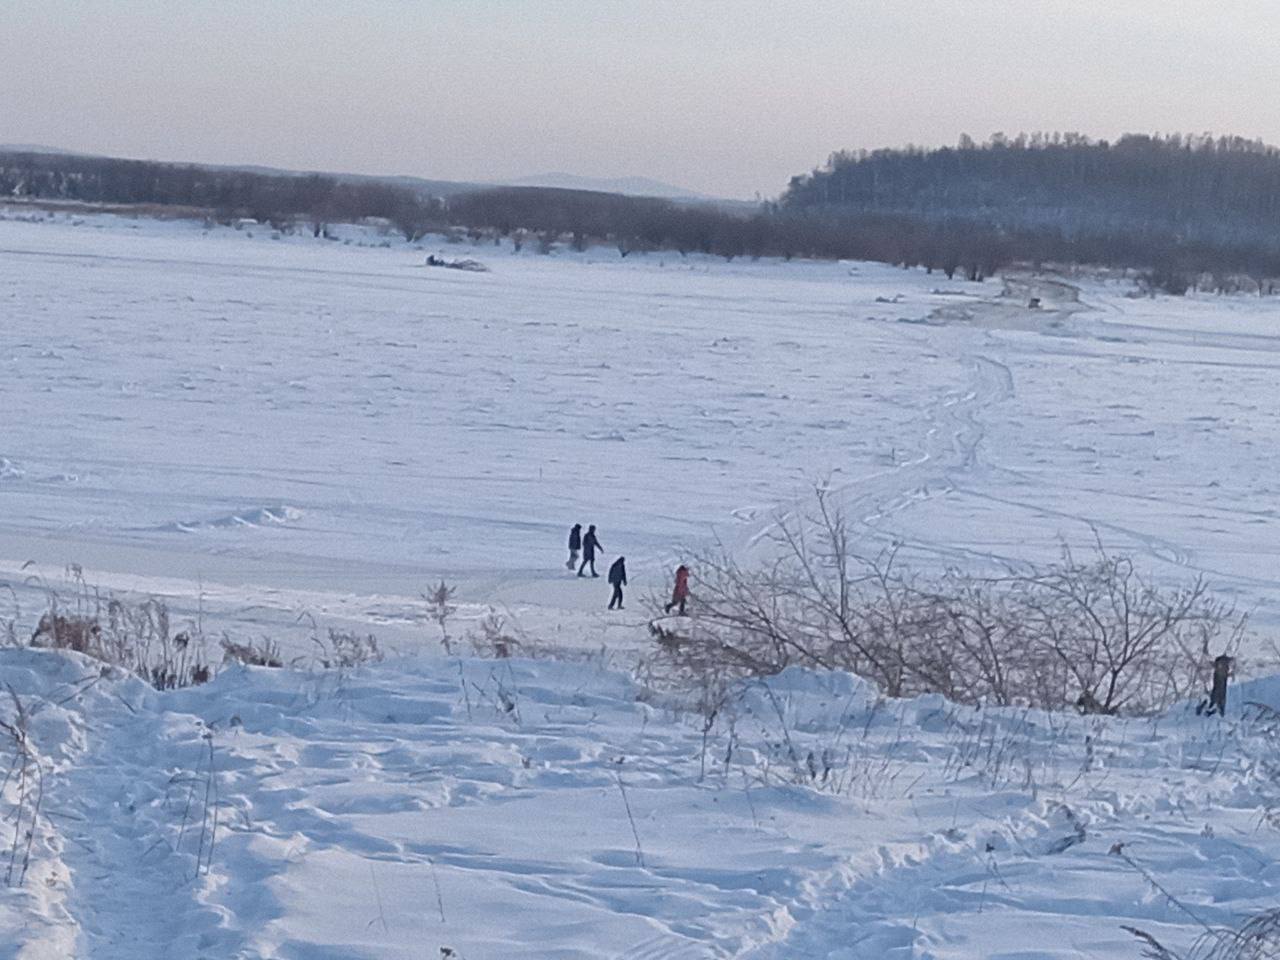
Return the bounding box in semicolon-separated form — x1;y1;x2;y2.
567;523;582;571
649;621;684;650
425;255;488;272
578;525;602;577
1075;691;1117;715
665;564;690;615
607;556;627;609
1210;654;1232;713
1197;654;1233;716
1028;297;1042;309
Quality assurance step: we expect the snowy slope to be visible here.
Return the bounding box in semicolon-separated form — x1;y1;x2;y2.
2;207;1278;664
3;647;1279;958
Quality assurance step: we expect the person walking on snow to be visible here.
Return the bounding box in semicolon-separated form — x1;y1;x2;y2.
567;523;582;571
607;556;627;610
578;525;602;577
665;564;690;615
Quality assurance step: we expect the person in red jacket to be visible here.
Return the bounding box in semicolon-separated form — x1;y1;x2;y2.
665;564;690;615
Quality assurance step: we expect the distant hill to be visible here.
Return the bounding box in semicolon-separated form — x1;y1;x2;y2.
786;133;1280;255
207;165;484;198
502;172;712;201
790;133;1280;223
0;143;78;155
0;145;485;199
0;145;707;201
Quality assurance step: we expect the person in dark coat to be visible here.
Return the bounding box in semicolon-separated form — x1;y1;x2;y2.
665;564;690;615
607;556;627;609
578;525;602;577
566;523;582;570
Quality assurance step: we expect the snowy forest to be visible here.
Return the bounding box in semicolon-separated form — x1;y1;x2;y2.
782;133;1280;291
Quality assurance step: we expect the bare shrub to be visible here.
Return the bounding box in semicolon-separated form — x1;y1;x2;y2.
29;593;211;690
468;666;521;722
646;489;1240;714
220;637;284;668
1;689;43;887
424;581;457;654
312;628;383;669
0;585;19;649
31;611;100;653
1200;908;1280;960
469;608;521;659
1002;545;1240;714
1123;925;1182;959
104;597;210;690
462;608;613;666
1121;877;1280;959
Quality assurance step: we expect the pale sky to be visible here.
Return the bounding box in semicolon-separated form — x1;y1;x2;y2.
4;1;1278;198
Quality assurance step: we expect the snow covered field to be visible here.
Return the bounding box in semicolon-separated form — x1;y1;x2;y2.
3;207;1280;957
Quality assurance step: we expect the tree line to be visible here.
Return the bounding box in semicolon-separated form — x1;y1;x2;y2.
0;150;446;240
783;133;1280;292
5;138;1280;292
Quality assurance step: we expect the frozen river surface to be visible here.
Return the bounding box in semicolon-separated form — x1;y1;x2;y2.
2;210;1278;652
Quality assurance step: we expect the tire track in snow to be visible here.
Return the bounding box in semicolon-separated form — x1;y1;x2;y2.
948;486;1196;569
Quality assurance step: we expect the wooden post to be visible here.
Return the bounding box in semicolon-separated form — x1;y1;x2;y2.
1208;655;1231;716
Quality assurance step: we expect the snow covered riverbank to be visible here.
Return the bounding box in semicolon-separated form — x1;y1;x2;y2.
3;646;1280;959
3;204;1280;956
